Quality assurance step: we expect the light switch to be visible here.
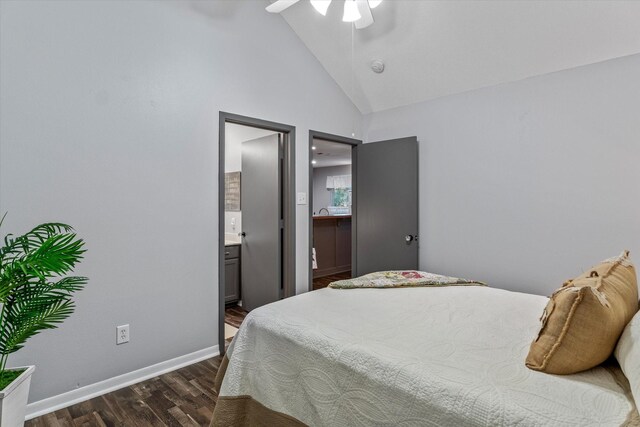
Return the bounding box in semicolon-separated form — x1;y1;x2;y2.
297;192;307;205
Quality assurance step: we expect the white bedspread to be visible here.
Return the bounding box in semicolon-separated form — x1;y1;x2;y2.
220;286;635;426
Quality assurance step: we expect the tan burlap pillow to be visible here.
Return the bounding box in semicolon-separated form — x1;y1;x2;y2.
526;251;638;374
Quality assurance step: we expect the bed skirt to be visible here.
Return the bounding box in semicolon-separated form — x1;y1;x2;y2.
210;354;640;426
210;355;307;427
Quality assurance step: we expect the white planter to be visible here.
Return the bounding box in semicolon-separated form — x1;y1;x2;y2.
0;366;35;427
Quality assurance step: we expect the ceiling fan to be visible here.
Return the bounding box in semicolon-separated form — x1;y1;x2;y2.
266;0;383;29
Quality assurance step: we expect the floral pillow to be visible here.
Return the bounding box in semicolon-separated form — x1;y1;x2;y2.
329;270;485;289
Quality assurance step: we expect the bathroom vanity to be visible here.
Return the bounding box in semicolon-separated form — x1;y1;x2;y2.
224;242;241;304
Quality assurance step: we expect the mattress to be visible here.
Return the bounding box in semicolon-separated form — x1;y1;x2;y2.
217;286;637;426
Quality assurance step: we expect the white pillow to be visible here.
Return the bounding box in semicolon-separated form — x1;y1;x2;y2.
615;309;640;406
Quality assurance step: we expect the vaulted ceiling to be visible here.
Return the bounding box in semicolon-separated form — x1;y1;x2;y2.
277;0;640;113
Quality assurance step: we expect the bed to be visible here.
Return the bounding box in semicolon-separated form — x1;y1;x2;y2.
212;285;638;426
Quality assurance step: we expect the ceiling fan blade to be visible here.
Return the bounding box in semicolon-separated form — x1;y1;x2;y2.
266;0;301;13
354;0;374;29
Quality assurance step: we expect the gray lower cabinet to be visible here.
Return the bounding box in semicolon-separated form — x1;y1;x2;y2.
224;245;240;304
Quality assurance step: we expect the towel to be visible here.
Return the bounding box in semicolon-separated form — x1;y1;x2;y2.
312;248;318;270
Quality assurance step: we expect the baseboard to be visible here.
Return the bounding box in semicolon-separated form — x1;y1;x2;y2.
25;345;220;420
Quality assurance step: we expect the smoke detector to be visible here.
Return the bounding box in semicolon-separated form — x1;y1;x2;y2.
371;59;385;74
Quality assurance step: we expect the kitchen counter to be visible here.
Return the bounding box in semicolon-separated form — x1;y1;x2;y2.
313;215;352;220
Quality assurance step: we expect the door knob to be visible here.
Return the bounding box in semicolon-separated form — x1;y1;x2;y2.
239;232;246;237
405;235;418;244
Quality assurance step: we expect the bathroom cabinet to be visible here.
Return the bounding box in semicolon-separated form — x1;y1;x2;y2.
225;244;241;304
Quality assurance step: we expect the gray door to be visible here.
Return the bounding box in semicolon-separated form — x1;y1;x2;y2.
241;134;282;311
354;137;419;275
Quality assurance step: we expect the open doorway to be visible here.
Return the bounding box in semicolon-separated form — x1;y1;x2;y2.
219;112;296;353
308;131;361;291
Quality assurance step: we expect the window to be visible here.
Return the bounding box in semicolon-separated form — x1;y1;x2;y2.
331;188;351;207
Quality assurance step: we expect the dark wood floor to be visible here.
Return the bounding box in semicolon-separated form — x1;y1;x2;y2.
26;356;223;427
27;294;335;425
312;271;351;290
224;305;248;329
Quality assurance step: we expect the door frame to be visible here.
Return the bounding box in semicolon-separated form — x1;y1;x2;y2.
308;130;361;292
219;112;296;354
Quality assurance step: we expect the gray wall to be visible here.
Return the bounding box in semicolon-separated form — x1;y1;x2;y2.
364;53;640;296
0;0;360;403
312;165;352;215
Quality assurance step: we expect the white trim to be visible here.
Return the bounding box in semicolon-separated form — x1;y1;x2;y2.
25;345;219;420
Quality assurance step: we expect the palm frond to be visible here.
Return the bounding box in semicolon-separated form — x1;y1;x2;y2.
0;298;75;354
1;230;86;300
0;219;87;372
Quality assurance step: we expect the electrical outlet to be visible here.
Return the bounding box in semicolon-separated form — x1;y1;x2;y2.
116;324;129;345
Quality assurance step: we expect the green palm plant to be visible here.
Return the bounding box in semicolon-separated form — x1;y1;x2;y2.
0;214;87;390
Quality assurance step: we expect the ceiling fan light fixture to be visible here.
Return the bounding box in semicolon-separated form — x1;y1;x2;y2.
343;0;361;22
310;0;332;16
267;0;382;29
